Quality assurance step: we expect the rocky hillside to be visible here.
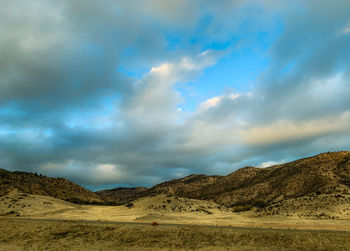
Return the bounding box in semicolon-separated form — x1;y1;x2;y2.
205;151;350;207
0;170;102;204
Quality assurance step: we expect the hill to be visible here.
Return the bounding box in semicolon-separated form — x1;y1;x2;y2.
0;170;102;204
2;151;350;208
205;151;350;207
99;151;350;207
0;191;76;217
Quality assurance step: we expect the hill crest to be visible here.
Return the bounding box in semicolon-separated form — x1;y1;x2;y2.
0;170;102;204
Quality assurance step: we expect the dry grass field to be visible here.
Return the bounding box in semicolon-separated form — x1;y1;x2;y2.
1;218;350;250
1;191;350;250
2;192;350;231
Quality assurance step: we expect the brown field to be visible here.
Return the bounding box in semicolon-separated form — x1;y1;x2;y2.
1;218;350;250
1;191;350;250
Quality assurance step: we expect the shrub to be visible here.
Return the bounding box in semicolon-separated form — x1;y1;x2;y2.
233;205;253;212
125;203;133;208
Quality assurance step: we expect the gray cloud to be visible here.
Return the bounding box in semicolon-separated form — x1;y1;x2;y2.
1;0;350;189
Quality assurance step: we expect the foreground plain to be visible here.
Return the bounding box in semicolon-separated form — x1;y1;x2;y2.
1;218;350;251
1;192;350;250
2;192;350;231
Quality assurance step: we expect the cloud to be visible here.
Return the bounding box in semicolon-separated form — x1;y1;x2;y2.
258;160;286;168
343;26;350;34
0;0;350;188
200;93;241;110
242;112;350;147
122;51;218;127
41;160;127;184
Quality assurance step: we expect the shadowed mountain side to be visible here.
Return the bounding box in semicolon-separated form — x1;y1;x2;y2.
0;170;102;204
0;169;10;175
96;187;147;205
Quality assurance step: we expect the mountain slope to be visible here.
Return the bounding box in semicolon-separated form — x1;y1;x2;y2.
98;151;350;207
96;174;222;205
0;170;102;204
208;151;350;207
146;174;221;197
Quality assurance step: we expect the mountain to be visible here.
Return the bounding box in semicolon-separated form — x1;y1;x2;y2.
0;170;102;204
98;151;350;207
2;151;350;208
97;174;222;205
146;174;221;197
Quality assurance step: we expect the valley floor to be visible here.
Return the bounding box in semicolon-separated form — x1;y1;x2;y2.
1;192;350;250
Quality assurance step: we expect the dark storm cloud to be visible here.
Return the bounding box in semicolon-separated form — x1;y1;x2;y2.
0;0;228;186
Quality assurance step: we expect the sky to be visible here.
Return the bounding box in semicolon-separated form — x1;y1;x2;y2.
1;0;350;190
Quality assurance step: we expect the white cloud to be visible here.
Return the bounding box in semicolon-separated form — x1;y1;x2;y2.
123;51;220;127
41;160;126;184
201;96;222;109
200;93;240;110
258;160;286;168
94;164;125;182
341;24;350;34
241;112;350;147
